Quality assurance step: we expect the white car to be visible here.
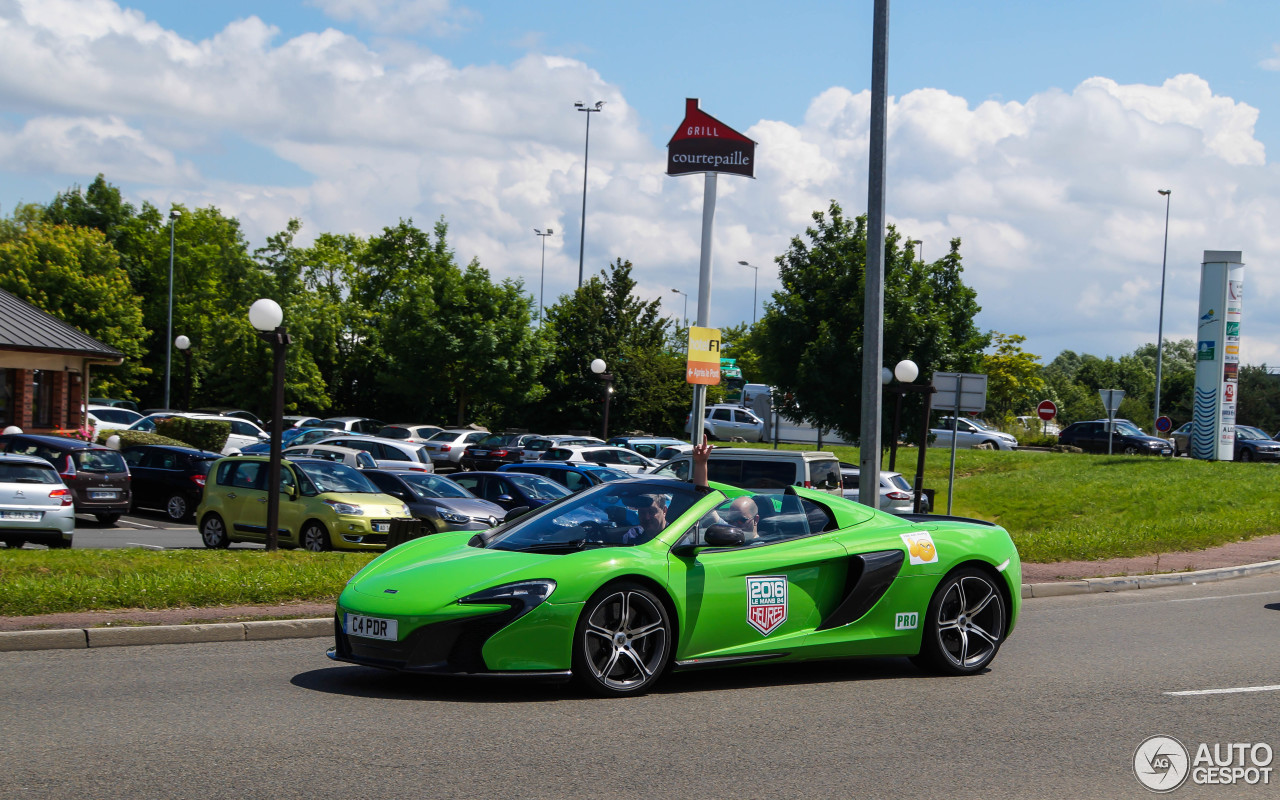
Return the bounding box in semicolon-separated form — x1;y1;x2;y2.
540;445;658;474
316;435;435;472
839;463;929;515
684;404;766;442
282;444;429;472
128;413;269;455
87;404;143;432
0;453;75;548
929;416;1019;451
421;429;490;470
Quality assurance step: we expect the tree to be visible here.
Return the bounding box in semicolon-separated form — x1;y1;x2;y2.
756;201;986;442
982;332;1046;423
0;222;149;398
1236;366;1280;434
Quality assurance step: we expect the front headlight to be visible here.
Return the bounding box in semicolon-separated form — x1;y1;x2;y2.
399;504;411;517
323;499;364;515
439;511;469;524
459;580;557;620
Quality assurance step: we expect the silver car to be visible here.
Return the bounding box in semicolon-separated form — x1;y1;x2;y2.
684;404;766;442
0;453;75;548
420;429;490;470
315;435;436;472
929;416;1019;451
839;463;929;515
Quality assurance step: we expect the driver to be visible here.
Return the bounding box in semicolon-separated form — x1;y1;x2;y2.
619;494;668;545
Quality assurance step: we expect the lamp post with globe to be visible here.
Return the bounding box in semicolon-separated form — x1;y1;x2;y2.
249;299;291;551
174;335;192;410
883;359;934;514
590;358;614;440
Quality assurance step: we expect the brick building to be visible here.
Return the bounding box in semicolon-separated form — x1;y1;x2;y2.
0;289;124;434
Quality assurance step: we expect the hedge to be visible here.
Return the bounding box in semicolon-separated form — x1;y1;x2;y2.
155;417;231;453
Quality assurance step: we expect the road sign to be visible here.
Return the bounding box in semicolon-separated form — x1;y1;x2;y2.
1098;388;1125;415
932;373;987;414
1037;400;1057;421
686;326;721;385
1156;415;1173;433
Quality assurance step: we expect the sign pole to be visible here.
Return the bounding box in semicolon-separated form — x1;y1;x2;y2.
687;172;718;440
947;376;961;514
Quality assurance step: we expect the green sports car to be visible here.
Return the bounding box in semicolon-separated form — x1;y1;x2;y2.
328;477;1021;696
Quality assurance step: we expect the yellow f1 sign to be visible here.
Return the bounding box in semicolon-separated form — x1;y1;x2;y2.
686;326;721;385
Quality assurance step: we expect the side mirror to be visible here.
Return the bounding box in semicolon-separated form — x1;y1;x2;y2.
504;505;532;523
704;524;745;547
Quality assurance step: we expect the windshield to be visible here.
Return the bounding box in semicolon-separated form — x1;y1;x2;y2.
592;468;630;483
428;430;461;442
1112;421;1143;436
504;473;572;501
294;461;378;493
486;481;704;552
476;434;518;447
0;461;60;484
91;408;141;423
73;450;127;473
1236;426;1269;440
400;473;473;499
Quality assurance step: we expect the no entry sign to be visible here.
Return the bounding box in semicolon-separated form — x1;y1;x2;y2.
1037;400;1057;421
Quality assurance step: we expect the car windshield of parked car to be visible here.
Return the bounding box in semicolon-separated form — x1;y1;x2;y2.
1236;426;1269;440
0;461;59;483
400;473;473;499
476;433;517;447
485;482;703;552
294;461;378;494
504;473;572;501
91;408;142;424
1112;421;1144;436
427;430;462;442
592;467;630;483
73;450;126;473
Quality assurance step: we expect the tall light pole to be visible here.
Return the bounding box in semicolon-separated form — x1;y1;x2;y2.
164;208;181;409
671;288;688;328
590;358;613;440
575;100;605;287
249;299;290;552
534;228;553;326
1154;189;1172;430
737;260;760;325
175;335;192;410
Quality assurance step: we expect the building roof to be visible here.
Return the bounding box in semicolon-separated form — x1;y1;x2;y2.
0;288;124;360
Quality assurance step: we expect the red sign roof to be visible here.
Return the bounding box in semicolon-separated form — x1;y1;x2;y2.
667;98;753;145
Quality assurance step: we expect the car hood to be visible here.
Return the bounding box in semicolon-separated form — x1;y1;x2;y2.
419;497;506;519
344;531;558;604
320;492;407;515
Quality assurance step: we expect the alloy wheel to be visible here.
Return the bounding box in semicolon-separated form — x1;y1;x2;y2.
579;587;670;694
931;573;1005;672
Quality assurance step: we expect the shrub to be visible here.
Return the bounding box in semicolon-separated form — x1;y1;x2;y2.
155;417;231;453
95;429;189;449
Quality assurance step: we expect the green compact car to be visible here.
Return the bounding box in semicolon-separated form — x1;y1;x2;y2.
330;478;1021;695
197;456;412;551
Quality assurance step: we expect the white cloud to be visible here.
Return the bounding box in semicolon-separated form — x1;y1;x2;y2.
2;0;1279;367
305;0;476;35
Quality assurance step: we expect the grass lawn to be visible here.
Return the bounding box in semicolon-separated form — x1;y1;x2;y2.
2;446;1276;616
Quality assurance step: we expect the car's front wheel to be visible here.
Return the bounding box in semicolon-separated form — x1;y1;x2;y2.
166;493;192;522
200;513;230;549
573;582;672;697
302;521;332;552
914;567;1007;676
1240;450;1253;462
1122;445;1139;455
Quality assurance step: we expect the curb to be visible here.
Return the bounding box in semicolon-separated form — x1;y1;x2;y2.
3;559;1280;653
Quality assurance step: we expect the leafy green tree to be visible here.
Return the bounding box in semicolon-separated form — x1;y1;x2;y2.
1237;366;1280;434
0;222;148;398
982;332;1046;423
719;322;763;385
756;201;986;442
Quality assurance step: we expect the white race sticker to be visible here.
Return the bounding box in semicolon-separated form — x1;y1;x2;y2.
745;575;788;636
894;612;919;630
900;532;939;565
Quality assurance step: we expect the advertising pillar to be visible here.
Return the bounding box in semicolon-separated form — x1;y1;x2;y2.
1191;251;1244;461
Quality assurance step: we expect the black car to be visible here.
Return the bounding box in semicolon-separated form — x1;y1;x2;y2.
0;433;132;523
362;470;507;533
121;445;223;522
459;433;541;471
448;471;572;511
1232;426;1280;462
1057;420;1173;456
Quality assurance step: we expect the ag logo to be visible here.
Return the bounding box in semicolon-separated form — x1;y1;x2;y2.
900;532;938;565
745;575;788;636
1133;735;1189;792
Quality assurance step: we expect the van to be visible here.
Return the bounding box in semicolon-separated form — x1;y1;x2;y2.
649;447;842;495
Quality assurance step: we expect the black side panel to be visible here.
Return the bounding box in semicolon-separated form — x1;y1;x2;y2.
816;549;905;631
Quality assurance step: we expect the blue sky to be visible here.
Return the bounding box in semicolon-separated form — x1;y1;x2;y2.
3;0;1280;369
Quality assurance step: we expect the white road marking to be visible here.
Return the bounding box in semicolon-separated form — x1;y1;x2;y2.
121;521;158;529
1165;684;1280;697
126;543;165;550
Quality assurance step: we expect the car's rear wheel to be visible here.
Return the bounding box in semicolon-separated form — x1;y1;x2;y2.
200;514;230;549
914;567;1007;676
95;513;121;526
302;521;332;552
5;539;25;549
166;493;191;522
574;582;672;697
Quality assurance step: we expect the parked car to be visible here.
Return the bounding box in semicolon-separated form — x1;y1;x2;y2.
540;445;658;474
362;470;507;533
459;433;543;471
196;456;411;551
1232;426;1280;462
498;462;630;493
656;443;694;461
449;470;573;511
0;453;75;548
280;415;322;429
421;429;490;470
650;447;843;496
88;397;139;412
521;435;604;461
377;424;445;443
86;404;144;432
606;436;688;459
283;444;379;470
240;427;368;454
930;416;1019;451
1014;415;1060;436
127;413;269;455
1170;421;1193;457
0;433;132;524
121;444;222;522
684;404;766;442
315;435;434;472
193;408;266;429
1056;420;1173;456
317;416;388;435
839;462;928;515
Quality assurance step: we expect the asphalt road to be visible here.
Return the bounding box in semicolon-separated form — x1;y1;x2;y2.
10;510;265;550
3;573;1279;799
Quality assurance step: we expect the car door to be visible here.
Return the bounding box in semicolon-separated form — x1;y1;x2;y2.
122;448;156;509
613;450;651;473
227;460;270;539
666;493;848;660
709;407;733;438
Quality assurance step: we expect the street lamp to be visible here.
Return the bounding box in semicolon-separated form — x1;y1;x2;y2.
249;298;291;552
590;358;614;440
737;261;760;325
1154;189;1172;431
670;288;688;328
174;335;192;410
883;359;934;514
164;208;181;409
534;228;554;326
575;100;605;288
